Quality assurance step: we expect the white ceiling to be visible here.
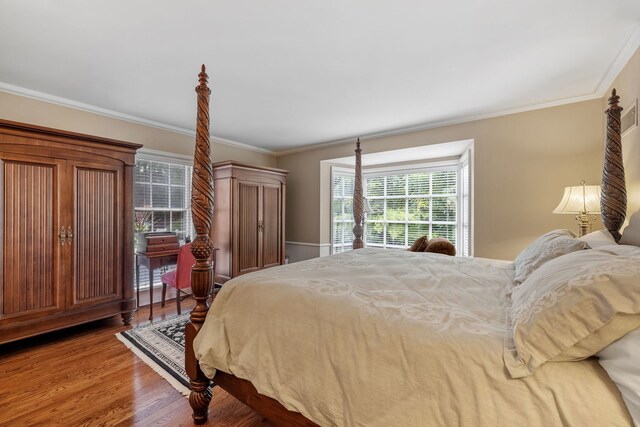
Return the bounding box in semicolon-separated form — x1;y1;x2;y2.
0;1;639;153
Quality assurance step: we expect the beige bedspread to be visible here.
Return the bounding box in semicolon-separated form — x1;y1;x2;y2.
194;248;631;426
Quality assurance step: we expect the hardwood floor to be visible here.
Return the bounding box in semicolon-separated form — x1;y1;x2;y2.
0;299;271;426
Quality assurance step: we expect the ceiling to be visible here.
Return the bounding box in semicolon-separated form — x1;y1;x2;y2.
0;1;639;153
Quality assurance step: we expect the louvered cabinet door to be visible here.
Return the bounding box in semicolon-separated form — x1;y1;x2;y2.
234;180;261;276
68;161;123;309
261;184;282;269
0;153;65;323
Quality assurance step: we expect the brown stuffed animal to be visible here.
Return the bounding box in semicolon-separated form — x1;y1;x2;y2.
408;235;429;252
425;238;456;256
408;236;456;256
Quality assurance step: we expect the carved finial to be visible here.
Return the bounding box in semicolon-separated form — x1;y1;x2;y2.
356;137;360;150
608;88;620;109
197;65;209;89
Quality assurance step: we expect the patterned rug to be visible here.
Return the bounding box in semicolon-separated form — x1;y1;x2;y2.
116;314;193;397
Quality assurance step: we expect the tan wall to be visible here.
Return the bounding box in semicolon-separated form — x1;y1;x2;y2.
277;99;606;260
0;91;277;166
604;47;640;224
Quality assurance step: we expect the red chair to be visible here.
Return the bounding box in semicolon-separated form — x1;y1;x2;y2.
161;243;196;315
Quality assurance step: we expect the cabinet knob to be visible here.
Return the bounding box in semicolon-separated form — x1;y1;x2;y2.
258;220;264;231
66;226;74;245
58;227;67;246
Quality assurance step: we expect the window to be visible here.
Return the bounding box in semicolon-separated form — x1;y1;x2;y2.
365;169;457;249
134;160;194;240
331;158;470;255
134;156;194;288
459;151;471;257
332;172;354;254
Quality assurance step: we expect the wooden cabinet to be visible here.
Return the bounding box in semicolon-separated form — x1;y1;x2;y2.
0;119;141;344
212;161;287;283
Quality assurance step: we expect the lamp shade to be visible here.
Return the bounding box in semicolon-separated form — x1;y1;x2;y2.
553;184;601;214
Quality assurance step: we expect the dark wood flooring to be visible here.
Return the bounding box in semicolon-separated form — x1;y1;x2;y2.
0;295;271;426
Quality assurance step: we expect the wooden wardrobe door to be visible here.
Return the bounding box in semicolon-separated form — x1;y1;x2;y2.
0;153;65;322
261;184;282;269
68;161;123;308
235;180;260;276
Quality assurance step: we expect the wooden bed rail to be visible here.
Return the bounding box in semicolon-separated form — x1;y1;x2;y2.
186;65;215;424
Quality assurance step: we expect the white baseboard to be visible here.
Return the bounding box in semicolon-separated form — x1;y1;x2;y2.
285;241;331;263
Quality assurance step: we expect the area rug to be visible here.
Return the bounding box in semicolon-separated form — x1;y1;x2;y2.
116;313;196;397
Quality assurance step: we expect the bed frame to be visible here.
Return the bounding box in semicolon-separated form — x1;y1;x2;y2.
183;66;628;425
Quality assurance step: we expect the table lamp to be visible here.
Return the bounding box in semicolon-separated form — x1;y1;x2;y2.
553;180;601;237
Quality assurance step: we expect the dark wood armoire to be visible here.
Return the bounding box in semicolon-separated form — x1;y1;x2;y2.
212;161;287;284
0;119;141;344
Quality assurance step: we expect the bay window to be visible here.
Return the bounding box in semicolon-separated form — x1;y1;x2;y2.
331;156;471;255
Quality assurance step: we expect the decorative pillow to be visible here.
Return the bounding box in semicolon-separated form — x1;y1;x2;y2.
513;229;587;284
504;249;640;378
409;236;428;252
578;229;616;248
425;238;456;256
597;328;640;427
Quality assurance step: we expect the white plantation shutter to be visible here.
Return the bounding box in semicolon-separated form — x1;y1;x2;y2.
459;150;472;257
331;168;355;254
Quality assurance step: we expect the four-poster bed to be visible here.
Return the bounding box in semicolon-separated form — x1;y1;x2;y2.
184;66;636;425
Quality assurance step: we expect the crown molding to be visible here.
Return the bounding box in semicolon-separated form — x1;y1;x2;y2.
210;135;273;155
272;27;640;157
595;23;640;96
0;81;197;135
0;81;275;156
272;92;601;156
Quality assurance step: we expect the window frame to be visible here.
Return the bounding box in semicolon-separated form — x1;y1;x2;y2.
330;167;356;254
330;157;470;255
134;149;195;240
134;149;195;289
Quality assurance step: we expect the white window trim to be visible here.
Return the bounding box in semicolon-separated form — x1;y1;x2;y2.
363;159;460;177
458;148;473;257
134;150;195;288
136;148;194;167
330;166;355;254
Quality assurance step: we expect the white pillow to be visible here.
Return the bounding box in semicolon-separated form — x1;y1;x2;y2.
505;249;640;378
598;328;640;427
579;229;616;248
513;229;588;284
597;244;640;258
621;210;640;247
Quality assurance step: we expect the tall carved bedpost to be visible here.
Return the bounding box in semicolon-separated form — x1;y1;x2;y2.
186;65;215;424
353;138;364;249
601;88;626;242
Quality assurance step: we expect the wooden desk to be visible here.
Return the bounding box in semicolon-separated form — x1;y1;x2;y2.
135;250;179;320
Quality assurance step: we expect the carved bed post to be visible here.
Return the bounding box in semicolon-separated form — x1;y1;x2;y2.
353;138;364;249
185;65;215;424
601;88;626;242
